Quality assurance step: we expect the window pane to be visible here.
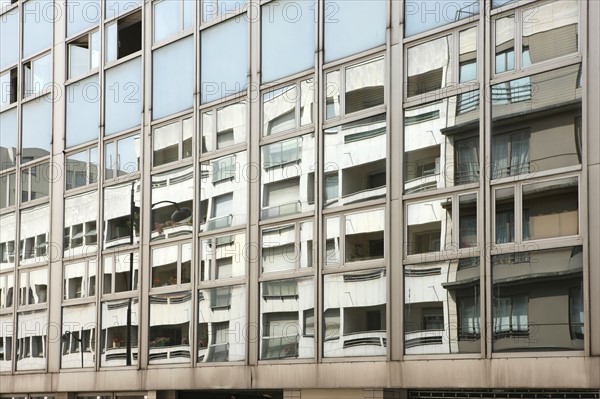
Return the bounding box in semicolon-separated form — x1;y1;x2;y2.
200;151;247;232
201;18;248;103
404;0;479;37
0;8;18;69
149;291;192;364
523;177;578;241
152;36;195;120
345;56;385;115
262;225;296;273
260;277;314;360
67;0;100;37
491;65;582;178
492;246;583;351
19;204;49;266
459;194;477;248
116;134;140;176
61;304;96;368
23;0;52;58
24;53;52;97
323;114;386;208
495;15;515;74
522;0;578;66
105;0;142;19
0;213;16;271
407;36;451;97
102;251;138;294
405;260;480;354
154;120;180;167
22;96;52;161
0;109;18;170
105;57;142;135
202;0;245;22
324;0;386;62
345;209;384;262
153;0;179;43
261;0;315;83
323;270;386;357
150;167;193;241
198;285;246;362
100;299;139;367
16;309;47;370
103;181;140;249
66;75;100;147
64;191;98;258
407;199;451;255
263;84;297;136
0;314;13;372
459;27;477;83
495;188;514;244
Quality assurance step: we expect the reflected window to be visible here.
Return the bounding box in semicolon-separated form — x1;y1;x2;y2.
198;285;246;363
0;314;13;371
61;304;96;368
153;117;193;167
0;273;14;309
0;109;18;170
323;270;386;358
104;134;140;179
260;276;314;360
492;246;583;351
151;167;193;240
19;205;49;266
68;31;100;79
102;181;141;249
263;79;314;136
202;100;246;153
0;68;18;109
18;268;47;306
200;232;245;282
65;147;98;190
151;243;191;288
64;191;98;258
261;0;315;83
100;298;139;366
64;260;96;300
495;187;514;244
326;57;384;120
0;213;16;271
262;221;313;273
102;251;139;294
149;291;192;364
0;173;16;209
323;114;386;207
23;53;51;99
16;309;47;370
20;163;49;203
200;151;247;232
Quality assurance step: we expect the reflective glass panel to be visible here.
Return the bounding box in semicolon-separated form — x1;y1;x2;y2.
105;57;142;135
0;272;13;308
63;260;97;300
151;166;193;241
200;151;247;232
407;36;452;97
16;309;47;370
102;180;141;249
202;0;245;23
153;117;193;167
202;101;246;153
152;36;195;120
345;209;385;263
345;56;385;115
19;204;49;266
67;0;100;37
0;213;16;271
100;298;139;366
406;198;452;255
0;109;18;170
492;246;583;351
105;0;142;19
66;74;100;147
459;27;477;83
491;65;582;178
23;0;52;58
261;134;315;219
261;0;315;83
0;314;13;372
201;18;248;103
0;173;16;208
64;191;98;258
199;232;246;282
404;92;480;193
404;0;479;37
323;269;387;357
153;0;179;42
262;222;313;273
495;15;515;74
61;304;96;368
23;53;51;98
198;284;246;362
405;259;480;354
0;8;18;69
105;134;141;179
495;187;514;244
149;291;192;364
324;0;386;62
102;251;139;294
323;114;386;208
151;243;192;288
18;268;47;306
259;276;314;360
22;95;52;161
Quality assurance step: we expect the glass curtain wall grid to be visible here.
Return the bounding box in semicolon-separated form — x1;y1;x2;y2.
0;0;592;377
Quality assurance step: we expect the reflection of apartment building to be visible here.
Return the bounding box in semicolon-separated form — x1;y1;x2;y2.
1;0;599;399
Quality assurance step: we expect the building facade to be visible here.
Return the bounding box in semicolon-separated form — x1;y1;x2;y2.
0;0;599;398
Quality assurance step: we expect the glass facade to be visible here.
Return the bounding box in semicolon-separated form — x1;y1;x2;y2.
0;0;597;396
